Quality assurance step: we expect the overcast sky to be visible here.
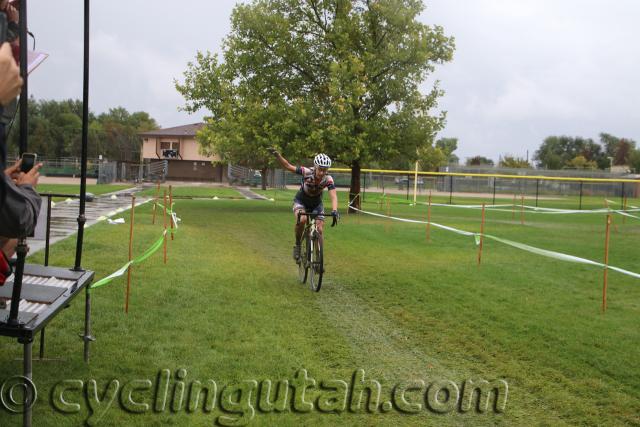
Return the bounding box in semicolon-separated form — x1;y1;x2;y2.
27;0;640;163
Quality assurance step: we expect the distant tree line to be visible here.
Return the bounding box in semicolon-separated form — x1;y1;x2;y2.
463;132;639;172
534;133;638;172
6;98;158;162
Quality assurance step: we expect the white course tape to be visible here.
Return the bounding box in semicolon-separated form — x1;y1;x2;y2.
484;235;640;279
352;205;640;280
414;200;640;219
352;206;475;237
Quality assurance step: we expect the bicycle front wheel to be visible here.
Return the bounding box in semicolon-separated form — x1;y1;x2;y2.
309;234;323;292
298;234;309;284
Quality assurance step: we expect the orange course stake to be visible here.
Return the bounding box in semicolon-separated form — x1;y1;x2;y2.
169;185;174;241
125;195;136;314
426;191;432;242
520;194;525;225
602;214;612;313
623;196;628;224
512;194;516;220
478;203;486;265
163;190;168;265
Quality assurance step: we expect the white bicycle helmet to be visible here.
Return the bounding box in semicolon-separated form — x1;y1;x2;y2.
314;153;332;168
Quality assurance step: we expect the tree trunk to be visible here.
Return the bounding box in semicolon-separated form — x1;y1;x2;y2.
261;167;268;190
348;160;361;213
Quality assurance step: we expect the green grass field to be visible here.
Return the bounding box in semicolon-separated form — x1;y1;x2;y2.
1;188;639;426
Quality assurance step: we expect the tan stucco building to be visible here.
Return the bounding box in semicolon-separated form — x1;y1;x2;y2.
139;123;227;181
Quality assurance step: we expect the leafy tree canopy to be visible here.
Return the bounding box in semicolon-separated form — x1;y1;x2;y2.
466;155;494;166
534;133;637;170
566;155;597;170
7;98;158;162
177;0;455;209
499;155;531;169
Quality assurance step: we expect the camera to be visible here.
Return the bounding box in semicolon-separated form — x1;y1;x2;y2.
20;152;36;173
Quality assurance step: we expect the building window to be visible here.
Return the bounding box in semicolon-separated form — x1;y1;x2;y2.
161;141;180;158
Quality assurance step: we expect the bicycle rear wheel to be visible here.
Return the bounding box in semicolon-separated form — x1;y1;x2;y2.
298;234;309;284
309;234;323;292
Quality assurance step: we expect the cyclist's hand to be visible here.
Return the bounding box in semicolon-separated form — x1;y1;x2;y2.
331;210;339;227
267;147;279;156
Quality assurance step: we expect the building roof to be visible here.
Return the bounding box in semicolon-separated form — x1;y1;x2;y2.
139;123;204;137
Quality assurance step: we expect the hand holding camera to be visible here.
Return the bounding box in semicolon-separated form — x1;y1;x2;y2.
4;157;42;188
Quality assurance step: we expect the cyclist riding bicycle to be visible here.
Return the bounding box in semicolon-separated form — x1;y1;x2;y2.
268;148;339;261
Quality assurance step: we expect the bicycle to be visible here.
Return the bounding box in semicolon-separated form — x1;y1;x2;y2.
296;211;338;292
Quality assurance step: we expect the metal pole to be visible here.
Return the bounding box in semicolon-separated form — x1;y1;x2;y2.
18;0;28;156
7;239;28;326
406;174;410;200
80;0;94;363
44;195;52;266
39;329;45;359
492;177;496;205
83;287;93;362
22;338;33;427
579;181;583;210
535;179;540;207
362;172;366;203
74;0;90;271
449;175;453;204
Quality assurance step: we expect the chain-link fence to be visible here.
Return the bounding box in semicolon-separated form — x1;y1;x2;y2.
40;157;100;178
97;161;117;184
193;163;640;205
262;166;640;206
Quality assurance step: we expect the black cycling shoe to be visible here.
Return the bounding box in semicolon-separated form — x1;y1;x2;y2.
293;245;301;262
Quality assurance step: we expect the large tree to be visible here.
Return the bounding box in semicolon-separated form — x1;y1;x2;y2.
177;0;454;211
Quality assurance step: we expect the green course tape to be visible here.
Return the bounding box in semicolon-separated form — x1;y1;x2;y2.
90;208;181;290
154;201;176;215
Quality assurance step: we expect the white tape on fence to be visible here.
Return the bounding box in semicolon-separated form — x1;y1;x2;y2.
414;200;640;218
351;205;640;280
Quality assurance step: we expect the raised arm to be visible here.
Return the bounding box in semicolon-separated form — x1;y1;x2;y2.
267;148;297;173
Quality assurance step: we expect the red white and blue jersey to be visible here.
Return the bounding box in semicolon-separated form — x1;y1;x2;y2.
294;166;335;206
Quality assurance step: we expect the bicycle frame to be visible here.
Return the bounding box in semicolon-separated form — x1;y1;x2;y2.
297;211;321;241
296;211;324;291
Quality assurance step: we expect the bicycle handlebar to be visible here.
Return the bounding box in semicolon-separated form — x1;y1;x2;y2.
296;211;338;226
